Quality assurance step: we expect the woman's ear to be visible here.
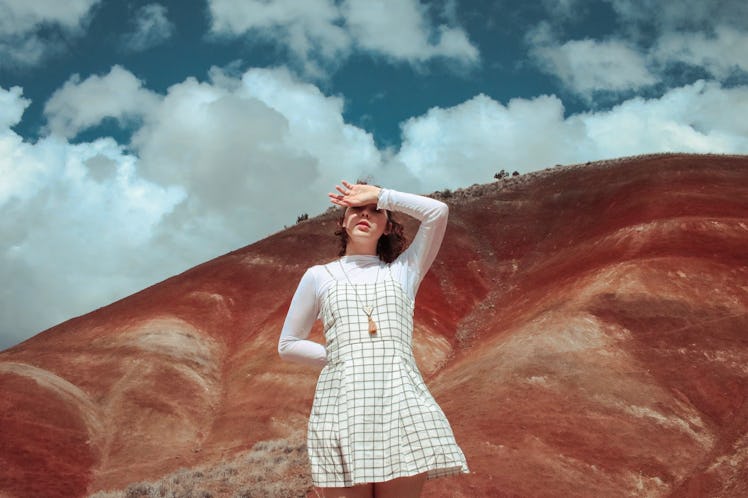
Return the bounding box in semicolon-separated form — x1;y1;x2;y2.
384;220;392;235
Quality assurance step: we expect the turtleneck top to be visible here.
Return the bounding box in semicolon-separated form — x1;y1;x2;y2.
278;188;449;367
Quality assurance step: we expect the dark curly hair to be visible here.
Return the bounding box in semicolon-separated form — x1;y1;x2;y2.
333;184;407;263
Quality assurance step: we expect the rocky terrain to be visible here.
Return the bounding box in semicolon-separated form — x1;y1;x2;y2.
1;153;746;497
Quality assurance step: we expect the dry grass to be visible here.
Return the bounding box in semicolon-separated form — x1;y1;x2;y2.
90;437;312;498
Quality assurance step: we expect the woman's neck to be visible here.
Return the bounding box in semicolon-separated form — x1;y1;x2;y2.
345;240;377;257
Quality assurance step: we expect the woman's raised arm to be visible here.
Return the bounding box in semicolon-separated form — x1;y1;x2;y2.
378;189;448;287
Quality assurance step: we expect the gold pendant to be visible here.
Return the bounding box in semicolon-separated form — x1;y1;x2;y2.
363;306;377;335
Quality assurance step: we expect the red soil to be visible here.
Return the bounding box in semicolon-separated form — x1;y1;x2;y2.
1;154;747;497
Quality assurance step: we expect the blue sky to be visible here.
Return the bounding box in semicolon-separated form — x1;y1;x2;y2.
2;0;748;349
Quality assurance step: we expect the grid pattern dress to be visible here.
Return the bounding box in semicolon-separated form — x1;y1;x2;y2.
307;269;469;487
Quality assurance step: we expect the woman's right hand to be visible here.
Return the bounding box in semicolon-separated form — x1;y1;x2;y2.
328;180;381;207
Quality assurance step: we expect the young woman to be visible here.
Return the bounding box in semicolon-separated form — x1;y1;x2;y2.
279;181;469;498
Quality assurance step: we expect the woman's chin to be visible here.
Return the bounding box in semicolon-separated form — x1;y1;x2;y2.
350;227;374;237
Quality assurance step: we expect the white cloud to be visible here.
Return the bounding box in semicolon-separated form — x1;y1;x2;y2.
0;85;29;129
121;3;175;52
578;81;748;156
0;35;49;67
207;0;350;76
606;0;748;32
527;24;656;97
0;0;99;36
395;80;748;193
1;86;184;349
341;0;478;63
396;93;581;191
131;66;385;255
601;1;748;81
206;0;478;75
526;1;748;100
43;65;161;138
0;0;99;67
654;25;748;79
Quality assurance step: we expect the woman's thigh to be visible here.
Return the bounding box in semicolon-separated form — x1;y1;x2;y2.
374;473;427;498
317;483;373;498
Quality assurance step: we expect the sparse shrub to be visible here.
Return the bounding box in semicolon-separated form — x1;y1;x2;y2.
296;213;308;223
440;188;453;198
494;169;509;180
124;484;150;497
512;171;519;176
90;437;312;498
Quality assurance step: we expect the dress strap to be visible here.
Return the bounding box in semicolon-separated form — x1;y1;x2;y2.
386;264;395;282
323;263;336;280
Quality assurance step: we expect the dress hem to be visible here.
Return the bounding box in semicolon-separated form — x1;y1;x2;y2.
312;464;470;488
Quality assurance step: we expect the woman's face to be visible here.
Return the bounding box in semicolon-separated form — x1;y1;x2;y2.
342;204;390;241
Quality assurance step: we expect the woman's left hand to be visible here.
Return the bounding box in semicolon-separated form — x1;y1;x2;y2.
328;180;381;207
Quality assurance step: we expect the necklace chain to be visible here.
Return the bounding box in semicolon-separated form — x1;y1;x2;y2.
338;259;380;334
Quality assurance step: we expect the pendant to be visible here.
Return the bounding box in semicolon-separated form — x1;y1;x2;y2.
363;306;377;335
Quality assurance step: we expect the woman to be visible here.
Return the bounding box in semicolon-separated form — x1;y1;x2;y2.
279;181;469;498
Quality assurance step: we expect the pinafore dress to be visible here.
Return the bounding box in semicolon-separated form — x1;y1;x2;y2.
307;266;469;487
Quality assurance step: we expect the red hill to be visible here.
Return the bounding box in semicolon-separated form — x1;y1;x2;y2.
1;154;747;497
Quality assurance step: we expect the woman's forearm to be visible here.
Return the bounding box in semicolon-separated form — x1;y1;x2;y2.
278;336;326;367
278;268;326;368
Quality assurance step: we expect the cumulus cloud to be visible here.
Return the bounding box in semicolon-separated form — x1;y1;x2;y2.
0;0;99;36
574;81;748;156
0;85;29;129
395;80;748;192
341;0;478;63
1;86;184;349
654;25;748;79
121;3;175;52
0;0;99;67
527;23;657;97
131;66;386;256
606;0;748;32
396;93;575;191
206;0;478;76
526;0;748;99
43;65;161;138
207;0;350;76
605;1;748;80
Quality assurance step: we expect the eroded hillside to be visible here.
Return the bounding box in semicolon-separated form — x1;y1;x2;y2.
1;154;746;497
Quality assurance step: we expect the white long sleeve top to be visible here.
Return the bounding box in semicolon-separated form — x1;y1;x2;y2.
277;189;449;368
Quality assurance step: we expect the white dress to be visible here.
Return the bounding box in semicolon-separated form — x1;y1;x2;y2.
279;189;469;487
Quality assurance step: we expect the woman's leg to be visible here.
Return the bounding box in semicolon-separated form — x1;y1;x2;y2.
373;473;427;498
317;483;373;498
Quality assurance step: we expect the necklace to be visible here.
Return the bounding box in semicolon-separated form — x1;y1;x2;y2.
338;259;380;335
